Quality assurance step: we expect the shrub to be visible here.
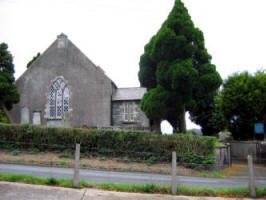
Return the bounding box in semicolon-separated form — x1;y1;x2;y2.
0;123;216;168
12;150;21;156
145;156;158;166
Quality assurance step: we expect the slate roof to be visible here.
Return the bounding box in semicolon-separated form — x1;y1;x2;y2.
112;87;147;101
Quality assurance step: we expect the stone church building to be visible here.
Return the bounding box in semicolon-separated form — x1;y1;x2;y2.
11;34;150;130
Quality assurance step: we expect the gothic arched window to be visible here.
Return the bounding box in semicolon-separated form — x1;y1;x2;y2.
49;77;69;119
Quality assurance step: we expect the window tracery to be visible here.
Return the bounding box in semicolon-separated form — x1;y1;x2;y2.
48;77;69;119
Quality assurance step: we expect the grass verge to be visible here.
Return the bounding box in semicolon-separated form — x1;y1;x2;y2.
198;172;225;178
0;173;265;198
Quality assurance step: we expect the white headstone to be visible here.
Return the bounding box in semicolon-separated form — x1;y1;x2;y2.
32;112;41;125
21;107;29;124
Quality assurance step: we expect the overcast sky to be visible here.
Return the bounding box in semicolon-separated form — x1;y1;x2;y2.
1;0;265;131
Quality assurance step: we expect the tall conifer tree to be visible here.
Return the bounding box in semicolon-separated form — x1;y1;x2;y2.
139;0;222;133
0;43;19;122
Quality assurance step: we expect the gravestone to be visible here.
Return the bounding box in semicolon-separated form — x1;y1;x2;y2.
20;107;29;123
32;111;41;125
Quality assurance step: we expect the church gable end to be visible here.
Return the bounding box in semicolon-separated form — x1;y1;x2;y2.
11;34;114;128
11;33;150;130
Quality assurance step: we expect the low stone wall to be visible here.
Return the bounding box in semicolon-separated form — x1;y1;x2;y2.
215;144;231;170
230;141;266;162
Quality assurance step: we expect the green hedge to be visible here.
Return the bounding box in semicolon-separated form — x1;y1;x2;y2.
0;123;216;168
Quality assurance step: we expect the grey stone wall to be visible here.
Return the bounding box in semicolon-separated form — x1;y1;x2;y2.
11;35;113;128
112;100;149;130
215;145;231;170
230;141;266;162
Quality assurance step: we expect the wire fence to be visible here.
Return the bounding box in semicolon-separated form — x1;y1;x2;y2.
0;139;231;173
231;157;266;165
0;139;265;175
0;140;264;197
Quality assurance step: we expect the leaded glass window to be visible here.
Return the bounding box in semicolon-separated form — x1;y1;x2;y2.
48;77;69;119
49;86;56;118
63;87;69;112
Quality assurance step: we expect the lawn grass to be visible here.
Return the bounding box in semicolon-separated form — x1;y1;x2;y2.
0;173;265;198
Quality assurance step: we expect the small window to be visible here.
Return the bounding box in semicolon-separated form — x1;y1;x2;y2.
123;102;134;122
48;77;69;119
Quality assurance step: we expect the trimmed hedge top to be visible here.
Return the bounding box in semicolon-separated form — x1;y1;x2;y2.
0;123;216;166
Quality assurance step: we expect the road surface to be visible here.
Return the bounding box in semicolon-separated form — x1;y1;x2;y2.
0;163;265;188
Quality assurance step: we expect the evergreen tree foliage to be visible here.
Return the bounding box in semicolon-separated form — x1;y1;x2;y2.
189;92;225;136
0;43;20;122
220;71;266;140
0;110;8;123
138;0;222;133
27;52;40;68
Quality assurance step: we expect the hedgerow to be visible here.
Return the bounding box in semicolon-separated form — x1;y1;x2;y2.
0;123;216;168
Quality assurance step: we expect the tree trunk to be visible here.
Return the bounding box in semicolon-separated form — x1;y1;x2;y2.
0;102;14;123
150;119;161;134
173;126;180;134
179;108;186;133
168;120;180;134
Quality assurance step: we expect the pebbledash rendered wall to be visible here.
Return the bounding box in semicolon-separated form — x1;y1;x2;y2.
11;34;114;128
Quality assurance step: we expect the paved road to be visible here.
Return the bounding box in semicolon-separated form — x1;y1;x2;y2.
0;163;265;188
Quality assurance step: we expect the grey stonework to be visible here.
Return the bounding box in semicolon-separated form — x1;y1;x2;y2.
215;145;231;170
112;100;149;129
230;141;266;162
11;33;150;130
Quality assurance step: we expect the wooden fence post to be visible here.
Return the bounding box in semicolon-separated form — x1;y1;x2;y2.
247;155;256;198
171;151;177;195
73;143;80;188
